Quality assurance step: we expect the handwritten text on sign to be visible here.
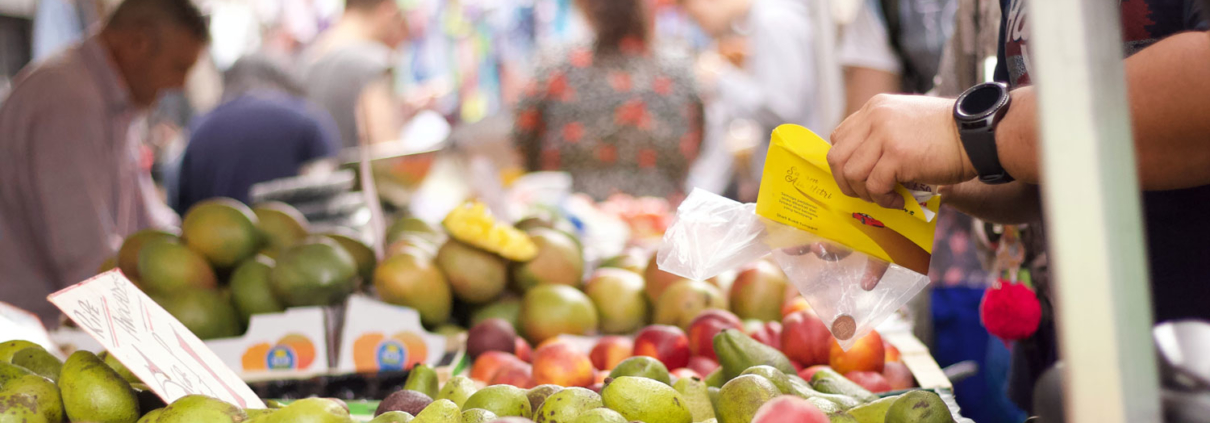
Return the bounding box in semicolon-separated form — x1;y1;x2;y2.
48;270;265;408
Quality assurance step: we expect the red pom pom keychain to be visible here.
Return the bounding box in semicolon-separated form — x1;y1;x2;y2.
981;278;1042;343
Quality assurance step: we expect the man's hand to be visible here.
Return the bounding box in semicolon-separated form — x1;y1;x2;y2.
827;94;978;209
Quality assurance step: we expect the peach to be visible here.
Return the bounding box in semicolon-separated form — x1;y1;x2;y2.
537;335;572;350
884;342;902;363
781;297;811;318
671;368;702;380
798;365;831;381
751;395;829;423
516;337;533;362
844;371;892;393
470;350;523;382
532;343;595;387
594;369;609;385
590;336;634;371
882;361;915;390
781;310;833;367
633;325;691;370
687;309;744;360
688;356;720;376
828;331;885;374
490;360;535;388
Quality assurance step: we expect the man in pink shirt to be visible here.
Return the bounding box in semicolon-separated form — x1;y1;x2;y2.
0;0;208;325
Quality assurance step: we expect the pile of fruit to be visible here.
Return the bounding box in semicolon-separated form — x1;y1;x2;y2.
102;199;377;340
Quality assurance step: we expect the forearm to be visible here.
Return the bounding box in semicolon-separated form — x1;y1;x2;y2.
995;31;1210;190
844;66;901;116
940;180;1042;225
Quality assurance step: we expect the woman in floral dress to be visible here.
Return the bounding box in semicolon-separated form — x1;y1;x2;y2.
513;0;704;201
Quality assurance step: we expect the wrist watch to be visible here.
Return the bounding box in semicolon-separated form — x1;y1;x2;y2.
954;82;1015;184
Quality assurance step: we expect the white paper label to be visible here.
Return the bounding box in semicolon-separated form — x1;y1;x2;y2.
48;270;264;408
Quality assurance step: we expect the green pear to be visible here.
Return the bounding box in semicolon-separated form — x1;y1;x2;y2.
99;351;141;383
413;399;460;423
712;330;796;381
601;376;692;423
463;385;532;418
525;385;563;413
155;395;247;423
435;375;477;409
608;356;671;385
569;408;628;423
845;395;898;423
885;391;954;423
404;364;439;399
137;408;164;423
673;376;714;423
60;350;140;423
703;368;725;388
369;411;414;423
809;368;877;403
246;409;276;420
460;409;496;423
714;375;780;423
534;387;601;423
0;374;63;422
10;347;61;383
0;341;38;363
264;398;353;423
0;361;34;388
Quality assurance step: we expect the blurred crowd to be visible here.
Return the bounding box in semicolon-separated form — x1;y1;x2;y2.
4;0;1210;421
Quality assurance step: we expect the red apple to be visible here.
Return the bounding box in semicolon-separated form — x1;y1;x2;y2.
790;360;804;372
882;361;915;390
687;309;744;360
633;325;691;370
885;342;902;363
515;337;533;363
781;297;811;318
671;368;702;380
489;360;535;388
688;356;720;376
590;336;634;371
798;365;831;381
751;395;829;423
844;371;892;393
829;331;885;374
781;310;833;367
747;320;782;350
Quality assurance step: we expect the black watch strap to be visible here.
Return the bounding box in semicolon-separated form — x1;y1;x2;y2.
955;82;1015;184
961;127;1014;184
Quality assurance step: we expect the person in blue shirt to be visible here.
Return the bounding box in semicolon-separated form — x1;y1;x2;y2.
174;56;339;213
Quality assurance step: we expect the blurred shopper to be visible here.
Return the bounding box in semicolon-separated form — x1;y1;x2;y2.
827;0;1210;411
839;0;956;113
0;0;207;325
175;56;340;213
512;0;704;201
301;0;409;148
680;0;843;200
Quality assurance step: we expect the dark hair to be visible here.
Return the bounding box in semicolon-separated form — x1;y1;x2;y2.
106;0;209;42
345;0;393;12
222;55;306;101
580;0;650;54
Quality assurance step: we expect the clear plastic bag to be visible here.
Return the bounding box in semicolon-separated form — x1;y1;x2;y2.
658;189;931;350
656;189;771;282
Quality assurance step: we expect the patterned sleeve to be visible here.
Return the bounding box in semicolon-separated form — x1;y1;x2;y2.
512;56;556;171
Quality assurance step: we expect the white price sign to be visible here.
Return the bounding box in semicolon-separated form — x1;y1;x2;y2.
48;270;264;408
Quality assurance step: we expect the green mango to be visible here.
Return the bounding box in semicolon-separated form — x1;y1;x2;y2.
526;385;563;413
137;408;164;423
0;374;64;422
99;351;141;383
245;409;276;420
714;375;780;423
885;391;954;423
810;368;878;403
412;399;460;423
601;376;692;423
435;375;477;409
404;364;439;399
10;347;61;383
155;395;248;423
463;385;532;418
673;376;714;423
829;413;859;423
460;409;495;423
534;387;601;423
704;368;726;388
787;377;861;411
712;330;796;381
845;396;898;423
60;350;141;423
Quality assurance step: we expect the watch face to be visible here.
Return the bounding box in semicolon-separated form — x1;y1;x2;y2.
957;83;1008;120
